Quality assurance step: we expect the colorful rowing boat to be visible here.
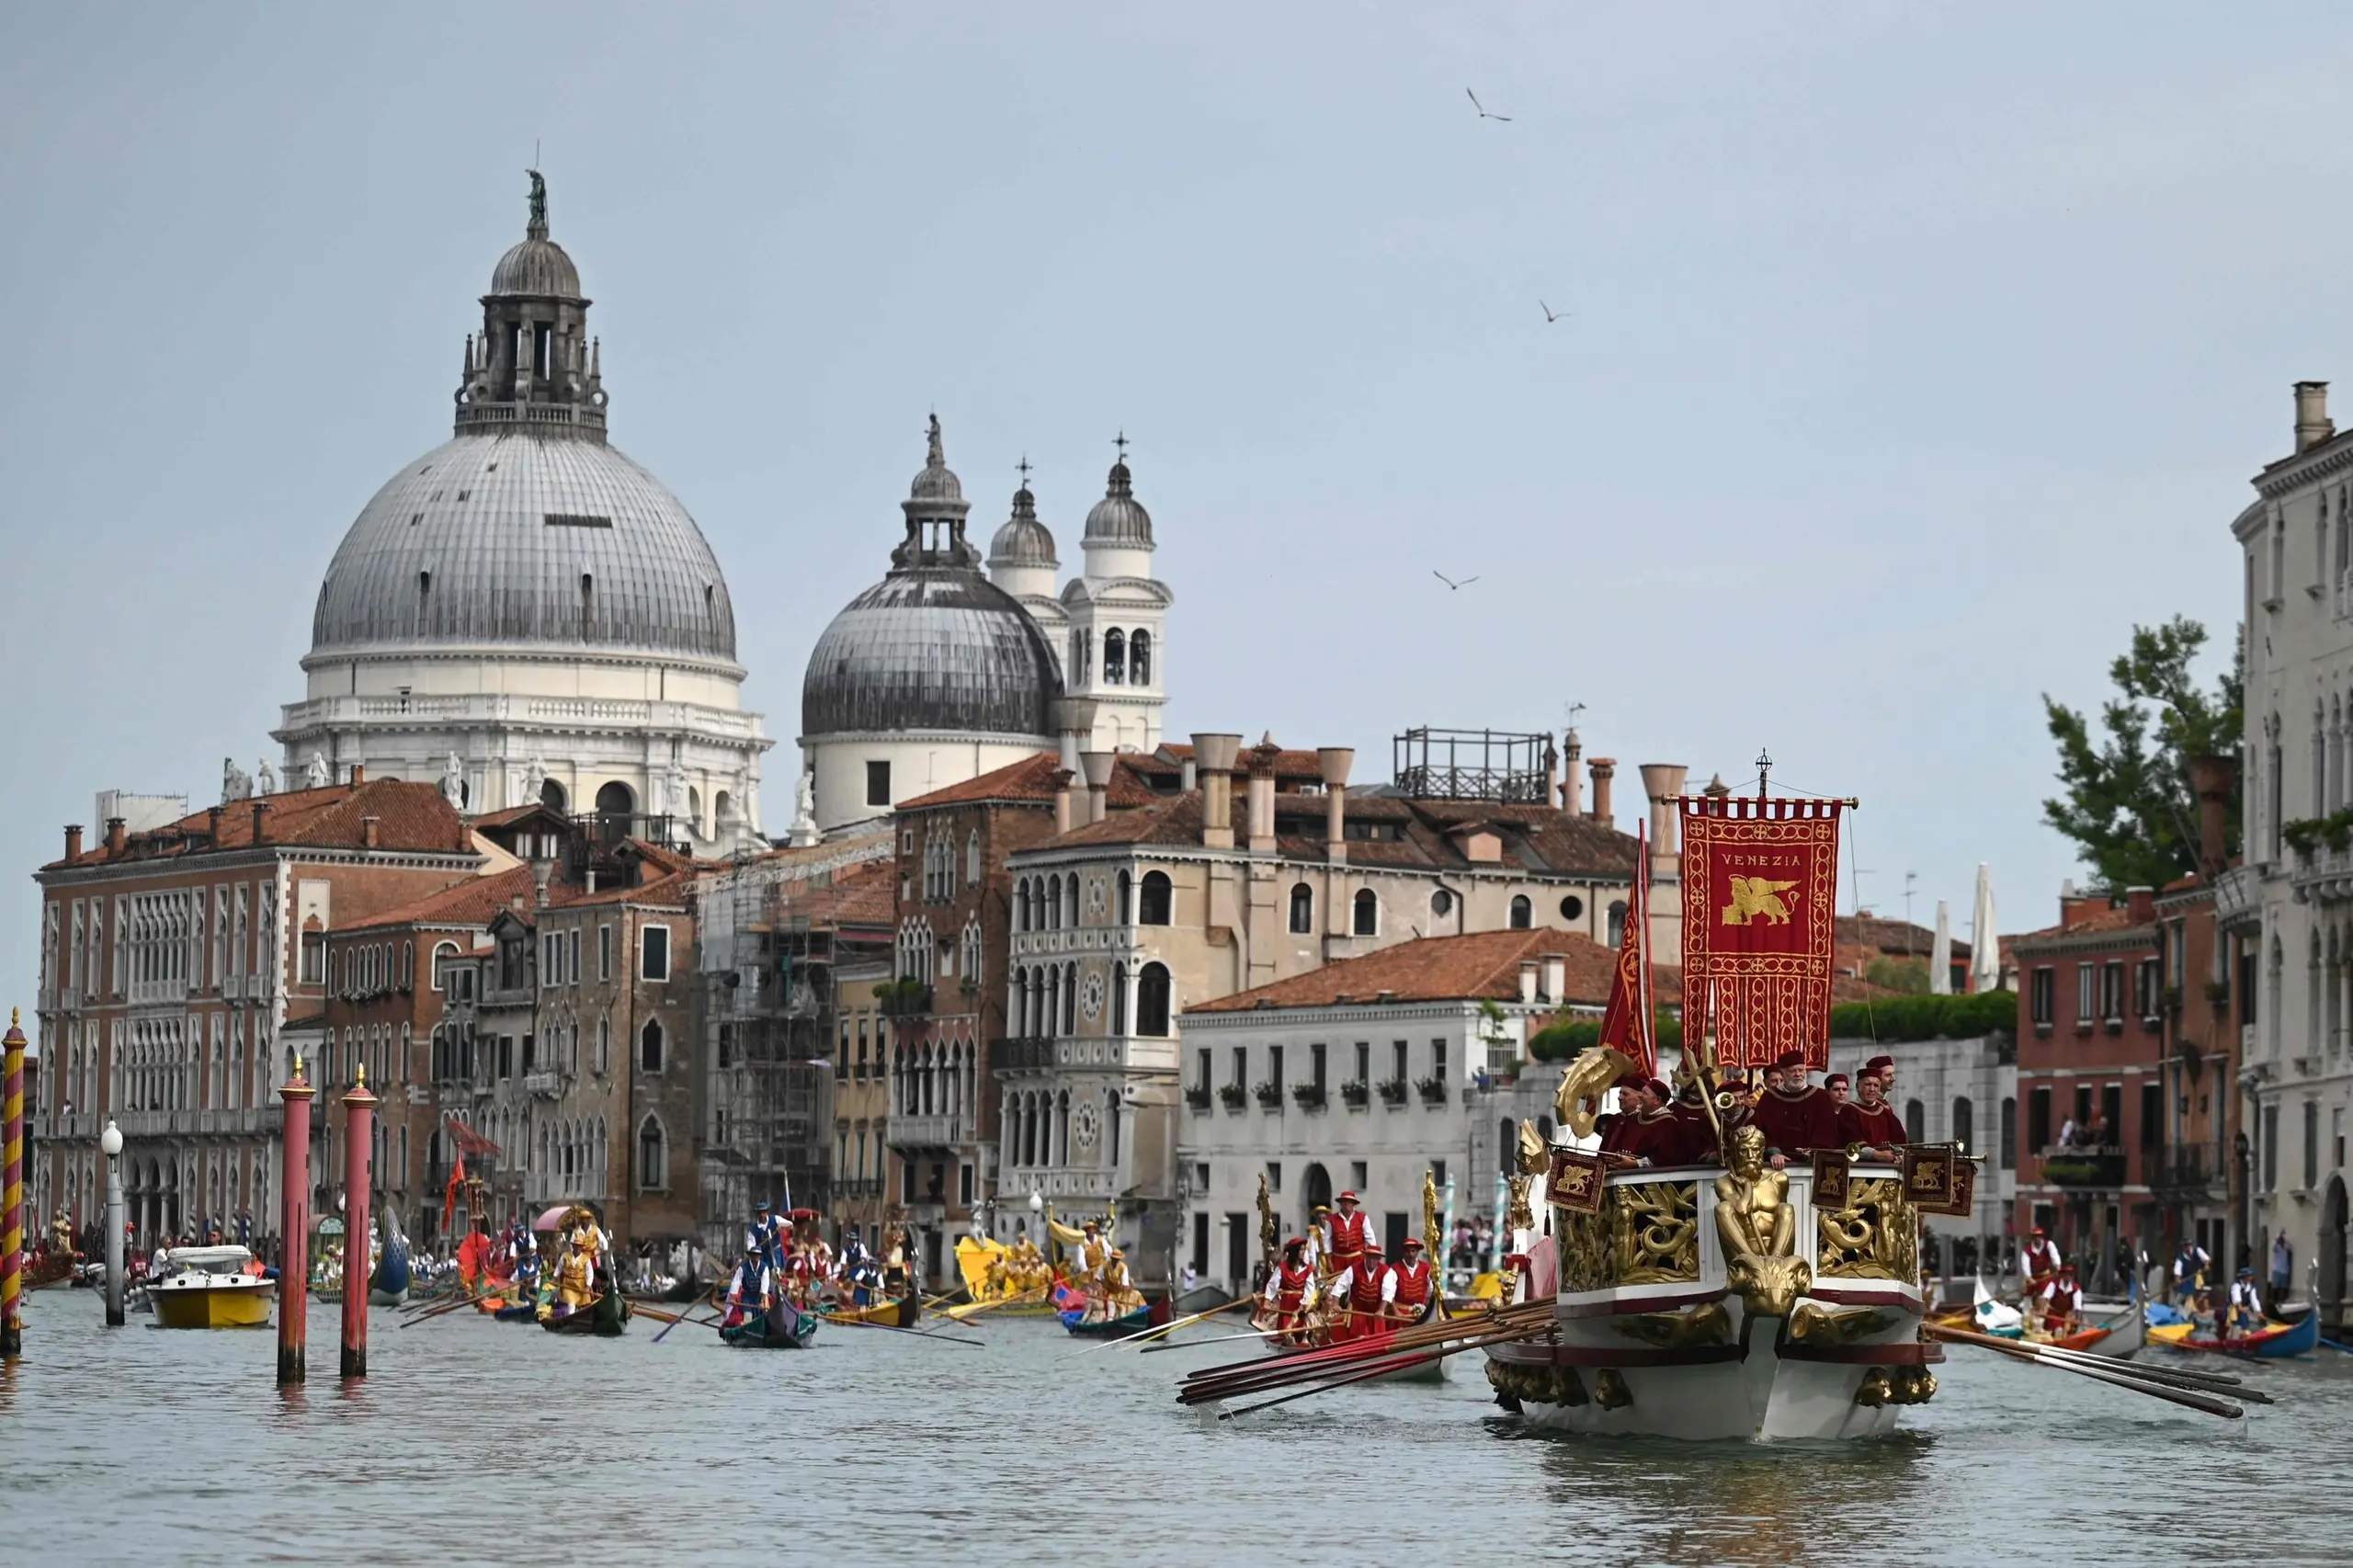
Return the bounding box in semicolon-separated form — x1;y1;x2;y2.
721;1299;820;1349
823;1290;919;1328
2149;1312;2317;1358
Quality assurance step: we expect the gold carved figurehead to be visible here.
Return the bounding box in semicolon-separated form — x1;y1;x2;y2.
1713;1124;1811;1317
1555;1046;1639;1140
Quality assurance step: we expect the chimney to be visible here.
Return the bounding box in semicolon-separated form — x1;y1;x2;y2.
2188;754;2235;879
63;824;83;860
1518;960;1540;1005
359;815;380;849
1589;758;1617;826
1561;731;1584;816
1245;733;1281;854
1051;698;1098;777
532;857;553;908
1179;756;1197;791
1051;767;1075;835
207;805;224;845
2295;380;2335;453
1193;732;1241;849
347;763;365;790
1638;763;1689;876
105;816;127;854
2126;884;2156;926
250;802;270;844
1079;751;1115;826
1317;746;1354;864
1540;952;1566;1004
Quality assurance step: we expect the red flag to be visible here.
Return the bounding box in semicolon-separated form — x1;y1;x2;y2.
1679;795;1843;1069
441;1153;466;1234
1594;824;1655;1076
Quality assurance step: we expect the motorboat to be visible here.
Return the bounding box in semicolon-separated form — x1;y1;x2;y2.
152;1246;276;1329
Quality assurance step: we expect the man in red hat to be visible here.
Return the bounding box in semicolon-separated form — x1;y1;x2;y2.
1331;1238;1391;1342
1621;1078;1688;1164
1325;1190;1370;1281
1597;1074;1646;1156
2042;1264;2082;1337
1389;1235;1435;1327
1657;1079;1724;1165
2020;1224;2063;1308
1749;1048;1840;1165
1836;1056;1907;1155
1257;1236;1319;1345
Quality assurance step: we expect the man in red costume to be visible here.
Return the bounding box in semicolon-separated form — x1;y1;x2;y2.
1596;1074;1649;1155
1835;1056;1907;1155
1325;1190;1370;1281
1257;1236;1318;1345
1825;1072;1851;1108
2043;1264;2083;1336
1749;1049;1841;1165
1330;1238;1391;1342
1620;1079;1684;1163
2019;1224;2063;1308
1389;1236;1435;1328
1654;1081;1724;1165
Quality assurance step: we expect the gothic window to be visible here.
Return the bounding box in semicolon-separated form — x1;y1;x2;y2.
1063;875;1078;928
1352;889;1378;937
1110;961;1129;1035
1137;962;1173;1037
1509;894;1532;930
1289;882;1313;934
1047;874;1063;930
637;1116;666;1189
966;831;983;883
1130;630;1152;686
1016;879;1031;933
1140;870;1173;926
640;1017;665;1074
1103;628;1127;686
1607;901;1629;947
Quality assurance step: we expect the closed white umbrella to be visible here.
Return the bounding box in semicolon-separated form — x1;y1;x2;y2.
1970;864;2000;993
1930;899;1952;994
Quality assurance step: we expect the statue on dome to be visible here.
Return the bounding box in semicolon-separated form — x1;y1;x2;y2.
926;412;944;467
256;758;277;796
303;754;329;790
222;757;253;803
526;168;548;233
795;770;816;824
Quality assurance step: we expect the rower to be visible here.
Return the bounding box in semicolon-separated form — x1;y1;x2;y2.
2020;1225;2063;1312
1834;1056;1907;1156
1303;1204;1333;1275
1258;1236;1318;1346
1325;1191;1371;1282
2043;1264;2082;1336
1389;1236;1435;1327
722;1245;773;1329
2227;1266;2264;1337
1749;1049;1840;1168
2173;1237;2211;1307
1331;1238;1391;1342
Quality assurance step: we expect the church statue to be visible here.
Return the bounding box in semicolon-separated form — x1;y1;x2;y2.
1714;1124;1811;1318
439;753;465;806
303;754;329;790
526;168;548;233
795;769;816;824
256;758;277;796
523;756;547;806
222;757;252;803
926;411;944;468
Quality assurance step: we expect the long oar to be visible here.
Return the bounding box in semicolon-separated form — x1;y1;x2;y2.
1177;1319;1534;1404
400;1290;496;1326
1928;1322;2249;1391
1926;1324;2245;1419
948;1287;1050;1321
1212;1325;1535;1417
1092;1294;1255;1355
1141;1324;1288;1356
824;1312;987;1347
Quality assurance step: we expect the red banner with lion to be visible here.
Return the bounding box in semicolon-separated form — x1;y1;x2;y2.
1679;796;1843;1070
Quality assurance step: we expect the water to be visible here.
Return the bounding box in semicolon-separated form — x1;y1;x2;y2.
5;1290;2352;1567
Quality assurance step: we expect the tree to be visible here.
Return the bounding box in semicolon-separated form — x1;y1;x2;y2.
2042;617;2241;892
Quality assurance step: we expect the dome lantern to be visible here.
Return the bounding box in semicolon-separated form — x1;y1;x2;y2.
456;169;606;441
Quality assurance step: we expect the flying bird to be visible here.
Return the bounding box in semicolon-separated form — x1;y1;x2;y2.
1433;570;1481;590
1466;88;1512;122
1540;300;1567;323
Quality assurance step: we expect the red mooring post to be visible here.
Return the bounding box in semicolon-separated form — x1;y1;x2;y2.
338;1070;377;1380
277;1055;315;1384
3;1010;28;1362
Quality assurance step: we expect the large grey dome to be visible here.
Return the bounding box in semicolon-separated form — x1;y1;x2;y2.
310;431;738;662
801;570;1061;738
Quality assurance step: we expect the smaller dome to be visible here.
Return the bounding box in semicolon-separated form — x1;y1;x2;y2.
490;236;582;299
988;485;1058;570
1083;460;1154;549
908;412;964;504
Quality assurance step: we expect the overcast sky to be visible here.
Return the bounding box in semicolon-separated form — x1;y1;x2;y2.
3;2;2334;1023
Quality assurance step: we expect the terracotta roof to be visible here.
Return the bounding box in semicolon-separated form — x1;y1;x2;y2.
1188;928;1625;1013
771;860;896;927
339;866;540;934
897;752;1159;811
2007;905;2152;949
1837;915;1970;961
45;779;474;869
1155;741;1333;784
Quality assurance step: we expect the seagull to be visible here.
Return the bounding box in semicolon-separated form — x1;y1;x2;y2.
1466;88;1512;122
1540;300;1567;323
1433;570;1481;590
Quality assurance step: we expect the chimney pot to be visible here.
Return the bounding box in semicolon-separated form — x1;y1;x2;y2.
2188;754;2236;879
64;824;83;860
1192;732;1242;848
1589;758;1617;826
1080;751;1115;826
207;805;223;845
2295;380;2335;453
1561;732;1584;817
1518;960;1540;1005
2126;884;2156;925
1541;952;1566;1005
347;763;365;789
105;817;127;854
1318;747;1353;863
1638;763;1690;867
250;802;269;844
1051;767;1075;835
360;815;380;849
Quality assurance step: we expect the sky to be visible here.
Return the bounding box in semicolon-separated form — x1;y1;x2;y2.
0;1;2336;1024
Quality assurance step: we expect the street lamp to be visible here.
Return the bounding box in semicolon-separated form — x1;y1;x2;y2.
99;1119;125;1326
1029;1188;1045;1262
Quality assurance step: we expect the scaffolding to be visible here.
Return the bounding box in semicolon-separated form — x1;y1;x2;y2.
1392;727;1554;803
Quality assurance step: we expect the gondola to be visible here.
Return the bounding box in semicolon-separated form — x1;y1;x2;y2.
721;1298;820;1349
540;1289;631;1336
367;1210;413;1307
2150;1311;2318;1358
822;1290;920;1329
1060;1295;1167;1338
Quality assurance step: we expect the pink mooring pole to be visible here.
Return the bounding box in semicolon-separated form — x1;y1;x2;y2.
277;1057;315;1384
338;1072;378;1379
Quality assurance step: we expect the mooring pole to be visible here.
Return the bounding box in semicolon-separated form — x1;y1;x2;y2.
338;1069;377;1379
278;1056;315;1384
2;1010;26;1360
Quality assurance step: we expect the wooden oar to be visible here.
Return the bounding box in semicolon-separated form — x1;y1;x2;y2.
946;1287;1049;1321
1090;1294;1255;1354
1213;1325;1538;1417
1924;1324;2245;1419
824;1316;986;1348
400;1290;496;1326
1952;1332;2265;1401
1178;1315;1543;1405
1140;1324;1287;1355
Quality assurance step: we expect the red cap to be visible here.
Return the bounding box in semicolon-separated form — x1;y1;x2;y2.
1400;1237;1425;1252
1825;1073;1850;1088
1862;1054;1894;1074
1774;1050;1805;1071
1337;1190;1360;1204
1645;1078;1672;1100
1363;1238;1384;1256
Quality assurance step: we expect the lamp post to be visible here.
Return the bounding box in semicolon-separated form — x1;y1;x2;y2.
101;1119;125;1326
1029;1189;1046;1270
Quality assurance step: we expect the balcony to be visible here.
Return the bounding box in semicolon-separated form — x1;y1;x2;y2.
2212;866;2259;926
1377;1077;1409;1108
2038;1146;2126;1188
1253;1080;1283;1110
889;1112;971;1149
1416;1074;1450;1106
2149;1148;2225;1199
522;1071;565;1099
999;1165;1120;1202
1183;1085;1211;1111
1217;1082;1247;1111
1339;1079;1370;1108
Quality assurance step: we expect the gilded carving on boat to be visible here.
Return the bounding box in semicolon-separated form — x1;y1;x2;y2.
1714;1125;1810;1316
1786;1302;1891;1345
1611;1181;1700;1284
1615;1301;1731;1349
1558;1206;1612;1293
1814;1176;1917;1282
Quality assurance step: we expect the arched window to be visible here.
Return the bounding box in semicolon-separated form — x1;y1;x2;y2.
1016;880;1031;933
1905;1098;1927;1141
1509;894;1532;930
1047;874;1063;930
1352;889;1378;937
639;1017;664;1074
1952;1096;1975;1155
1289;882;1314;935
1069;629;1090;687
637;1116;666;1189
1103;628;1126;686
1129;630;1151;686
1117;870;1133;925
1108;1090;1123;1165
1063;875;1078;928
1140;870;1173;926
1062;965;1077;1031
1137;962;1173;1037
1110;961;1129;1035
540;778;568;813
596;780;634;818
1607;901;1628;947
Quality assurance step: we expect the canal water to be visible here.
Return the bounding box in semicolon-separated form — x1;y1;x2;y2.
4;1290;2350;1566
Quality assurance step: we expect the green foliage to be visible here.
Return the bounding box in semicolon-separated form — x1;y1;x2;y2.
1828;989;2017;1043
1527;1011;1683;1063
2041;617;2241;892
2282;810;2353;859
1864;956;1932;995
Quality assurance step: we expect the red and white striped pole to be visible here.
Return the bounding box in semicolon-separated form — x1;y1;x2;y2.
277;1054;315;1384
338;1069;377;1379
2;1009;26;1360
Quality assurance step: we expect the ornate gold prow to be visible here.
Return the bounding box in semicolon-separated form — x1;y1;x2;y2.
1714;1124;1811;1317
1555;1046;1638;1139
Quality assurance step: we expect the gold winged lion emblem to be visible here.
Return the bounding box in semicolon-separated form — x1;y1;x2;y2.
1722;875;1800;926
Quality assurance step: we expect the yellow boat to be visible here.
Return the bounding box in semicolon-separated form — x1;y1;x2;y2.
152;1246;276;1329
822;1290;919;1328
